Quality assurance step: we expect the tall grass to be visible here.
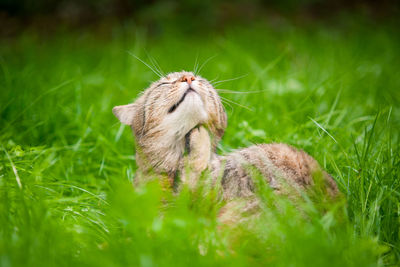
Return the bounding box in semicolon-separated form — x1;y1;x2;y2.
1;18;399;266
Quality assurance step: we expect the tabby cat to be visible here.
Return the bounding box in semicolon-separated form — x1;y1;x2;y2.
113;71;338;202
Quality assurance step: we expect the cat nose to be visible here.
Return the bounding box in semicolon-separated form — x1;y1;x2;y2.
181;75;195;85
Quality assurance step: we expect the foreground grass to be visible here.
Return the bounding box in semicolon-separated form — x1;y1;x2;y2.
1;18;399;266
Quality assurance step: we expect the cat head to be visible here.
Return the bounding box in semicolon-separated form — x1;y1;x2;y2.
112;71;227;173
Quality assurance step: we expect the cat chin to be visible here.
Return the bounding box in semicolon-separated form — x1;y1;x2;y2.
160;92;208;140
180;92;208;120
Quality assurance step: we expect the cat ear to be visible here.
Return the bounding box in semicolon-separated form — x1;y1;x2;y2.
112;104;137;125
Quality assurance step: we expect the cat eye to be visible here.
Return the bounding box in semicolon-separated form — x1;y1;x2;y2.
156;82;172;87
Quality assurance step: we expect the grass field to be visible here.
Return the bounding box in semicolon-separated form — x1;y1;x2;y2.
1;17;400;266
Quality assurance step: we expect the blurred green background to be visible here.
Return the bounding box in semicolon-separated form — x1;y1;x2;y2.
1;1;400;266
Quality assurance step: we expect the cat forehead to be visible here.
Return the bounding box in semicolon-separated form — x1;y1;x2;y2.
145;71;210;93
163;71;195;81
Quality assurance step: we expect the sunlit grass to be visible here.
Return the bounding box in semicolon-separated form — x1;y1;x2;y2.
0;18;399;266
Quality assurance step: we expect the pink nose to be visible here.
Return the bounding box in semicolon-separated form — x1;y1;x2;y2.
181;75;195;85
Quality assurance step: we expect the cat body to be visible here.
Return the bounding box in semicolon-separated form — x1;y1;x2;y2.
185;127;338;200
113;71;338;202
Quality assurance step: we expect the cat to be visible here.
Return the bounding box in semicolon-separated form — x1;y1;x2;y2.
113;71;227;187
113;71;338;203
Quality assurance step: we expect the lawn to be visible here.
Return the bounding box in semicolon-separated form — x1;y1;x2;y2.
1;17;400;266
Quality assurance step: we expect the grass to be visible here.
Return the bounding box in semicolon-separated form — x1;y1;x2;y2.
1;17;400;266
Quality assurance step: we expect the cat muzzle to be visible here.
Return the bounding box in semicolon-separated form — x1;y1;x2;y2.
168;88;197;113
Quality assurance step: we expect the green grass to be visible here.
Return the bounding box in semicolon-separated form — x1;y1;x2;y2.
1;18;400;266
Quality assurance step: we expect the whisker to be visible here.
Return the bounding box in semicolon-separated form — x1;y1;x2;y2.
219;96;253;111
197;54;218;75
151;60;164;77
208;75;220;84
213;74;249;86
148;58;164;78
216;89;268;94
194;86;245;112
193;52;200;75
220;99;234;112
127;51;162;78
146;52;165;77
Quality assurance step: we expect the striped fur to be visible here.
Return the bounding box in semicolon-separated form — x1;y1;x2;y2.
113;71;226;183
113;71;338;202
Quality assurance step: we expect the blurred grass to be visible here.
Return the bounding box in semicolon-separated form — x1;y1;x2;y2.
0;17;400;266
